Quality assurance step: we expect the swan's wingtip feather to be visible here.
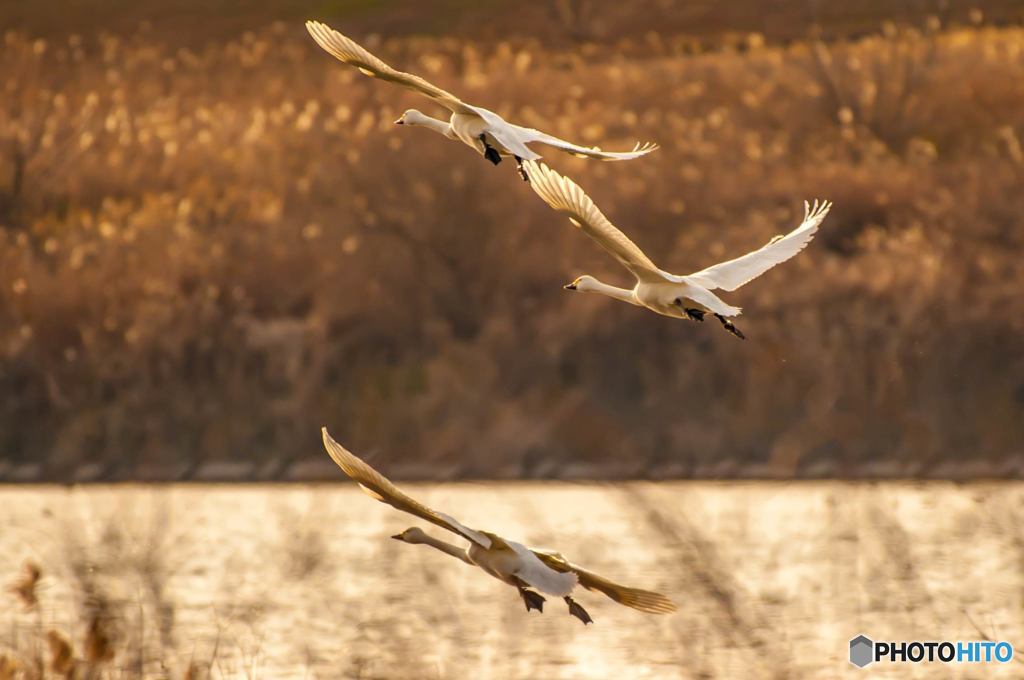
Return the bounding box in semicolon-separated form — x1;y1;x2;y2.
307;20;329;38
521;159;547;184
804;198;833;222
321;427;346;457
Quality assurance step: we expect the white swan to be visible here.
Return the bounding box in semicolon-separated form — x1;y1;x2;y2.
321;427;677;623
305;21;658;180
524;161;831;339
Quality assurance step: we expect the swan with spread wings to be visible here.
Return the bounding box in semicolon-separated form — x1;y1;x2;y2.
320;427;677;624
524;161;832;339
306;21;658;180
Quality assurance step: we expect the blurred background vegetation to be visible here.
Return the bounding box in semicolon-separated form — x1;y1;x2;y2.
1;0;1023;481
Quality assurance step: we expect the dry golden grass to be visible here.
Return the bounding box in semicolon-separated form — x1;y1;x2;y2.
3;1;1023;48
0;22;1022;478
5;609;115;680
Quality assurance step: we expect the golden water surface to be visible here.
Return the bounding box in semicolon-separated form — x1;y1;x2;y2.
1;482;1021;678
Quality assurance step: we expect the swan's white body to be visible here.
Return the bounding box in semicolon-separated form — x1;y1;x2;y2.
524;161;831;322
320;428;677;619
306;21;657;165
468;538;578;596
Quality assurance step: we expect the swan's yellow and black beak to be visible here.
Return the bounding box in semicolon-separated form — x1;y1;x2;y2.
394;117;404;125
563;282;577;290
390;533;404;540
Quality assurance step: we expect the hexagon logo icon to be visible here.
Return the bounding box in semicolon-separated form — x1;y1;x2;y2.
849;634;874;668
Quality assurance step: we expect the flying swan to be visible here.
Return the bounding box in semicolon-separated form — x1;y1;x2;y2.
320;427;677;624
524;161;832;339
305;21;658;180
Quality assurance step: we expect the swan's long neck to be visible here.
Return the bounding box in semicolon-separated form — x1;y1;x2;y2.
410;114;455;139
417;535;473;565
584;278;640;306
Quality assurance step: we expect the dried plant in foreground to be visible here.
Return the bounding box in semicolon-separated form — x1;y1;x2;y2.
46;631;74;678
84;614;115;666
6;561;41;610
0;655;19;680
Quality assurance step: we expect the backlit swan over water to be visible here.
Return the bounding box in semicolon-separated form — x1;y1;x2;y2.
524;161;832;339
305;21;658;180
321;427;677;624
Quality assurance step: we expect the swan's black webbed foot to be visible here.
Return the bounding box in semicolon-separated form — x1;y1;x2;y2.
480;133;502;165
518;586;546;613
515;156;529;181
565;596;593;625
683;307;705;322
715;313;746;340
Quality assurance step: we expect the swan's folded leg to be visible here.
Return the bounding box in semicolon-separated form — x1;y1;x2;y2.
514;156;529;182
517;585;546;613
673;299;704;322
479;134;502;166
564;596;593;625
714;313;746;340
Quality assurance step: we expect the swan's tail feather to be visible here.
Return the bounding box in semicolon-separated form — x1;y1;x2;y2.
676;280;742;317
715;303;743;318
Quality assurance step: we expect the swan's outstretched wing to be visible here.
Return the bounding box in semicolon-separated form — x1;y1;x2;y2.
532;550;678;614
524;161;666;283
686;200;832;292
519;126;659;161
306;21;476;116
321;428;491;548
